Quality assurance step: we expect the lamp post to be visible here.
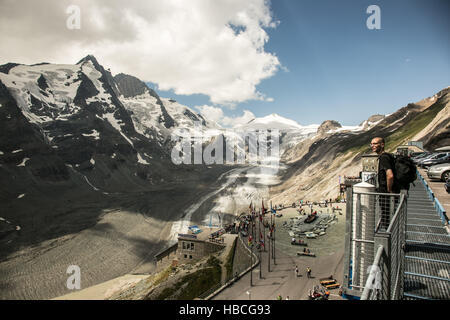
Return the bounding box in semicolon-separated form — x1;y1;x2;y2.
250;239;253;286
273;220;276;265
268;220;271;273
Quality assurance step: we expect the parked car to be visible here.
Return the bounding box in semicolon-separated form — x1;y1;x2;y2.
412;152;432;164
420;153;450;168
410;151;429;159
427;163;450;181
445;178;450;193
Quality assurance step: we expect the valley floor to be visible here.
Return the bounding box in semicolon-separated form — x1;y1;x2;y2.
0;208;171;299
0;165;236;299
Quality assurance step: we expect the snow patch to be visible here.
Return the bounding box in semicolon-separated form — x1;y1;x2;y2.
12;149;23;154
81;61;112;104
82;130;100;140
17;194;26;199
103;112;134;146
17;157;30;167
83;175;99;191
327;125;365;134
90;158;95;165
0;63;81;125
137;153;150;165
388;111;409;128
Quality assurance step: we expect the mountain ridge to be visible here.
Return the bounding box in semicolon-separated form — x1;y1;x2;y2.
270;86;450;203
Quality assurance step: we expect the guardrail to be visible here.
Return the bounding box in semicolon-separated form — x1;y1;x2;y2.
417;170;449;225
435;198;448;225
360;192;407;300
342;181;407;300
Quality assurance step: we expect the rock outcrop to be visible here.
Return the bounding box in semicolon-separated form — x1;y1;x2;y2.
317;120;342;135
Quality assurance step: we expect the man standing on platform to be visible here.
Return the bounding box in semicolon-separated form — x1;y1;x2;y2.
370;137;399;229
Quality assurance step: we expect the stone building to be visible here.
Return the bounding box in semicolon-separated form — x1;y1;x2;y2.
177;233;225;264
154;227;226;268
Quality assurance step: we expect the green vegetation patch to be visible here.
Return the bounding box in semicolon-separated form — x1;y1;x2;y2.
153;256;222;300
385;101;446;152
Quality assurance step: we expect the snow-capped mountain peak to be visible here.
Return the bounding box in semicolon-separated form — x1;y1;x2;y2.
236;112;318;133
116;73;220;142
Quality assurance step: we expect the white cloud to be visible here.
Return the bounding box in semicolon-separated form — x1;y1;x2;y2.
196;105;255;128
195;105;225;124
222;110;256;127
0;0;280;105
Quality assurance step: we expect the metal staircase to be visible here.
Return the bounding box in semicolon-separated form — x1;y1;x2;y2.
404;178;450;300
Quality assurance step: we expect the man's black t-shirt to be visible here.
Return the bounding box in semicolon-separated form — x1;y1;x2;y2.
377;153;399;193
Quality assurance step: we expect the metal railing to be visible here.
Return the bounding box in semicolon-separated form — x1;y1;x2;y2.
360;192;406;300
343;183;407;300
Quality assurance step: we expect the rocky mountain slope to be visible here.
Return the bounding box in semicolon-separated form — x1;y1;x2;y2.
270;87;450;203
0;56;230;260
412;87;450;150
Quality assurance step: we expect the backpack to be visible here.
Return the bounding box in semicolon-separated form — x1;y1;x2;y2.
391;154;417;190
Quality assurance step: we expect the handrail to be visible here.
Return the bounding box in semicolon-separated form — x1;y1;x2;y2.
417;170;448;225
434;198;448;224
387;194;405;234
353;190;401;197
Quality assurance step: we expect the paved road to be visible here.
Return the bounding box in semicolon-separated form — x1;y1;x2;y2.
213;245;344;300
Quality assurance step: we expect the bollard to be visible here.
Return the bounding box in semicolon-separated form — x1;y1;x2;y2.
352;181;376;292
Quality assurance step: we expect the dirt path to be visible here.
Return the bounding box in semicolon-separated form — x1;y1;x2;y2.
52;274;150;300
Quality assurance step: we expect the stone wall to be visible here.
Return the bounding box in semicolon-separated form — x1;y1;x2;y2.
231;236;253;277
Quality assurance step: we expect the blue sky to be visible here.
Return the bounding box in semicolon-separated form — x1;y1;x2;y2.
2;0;448;127
149;0;450;126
